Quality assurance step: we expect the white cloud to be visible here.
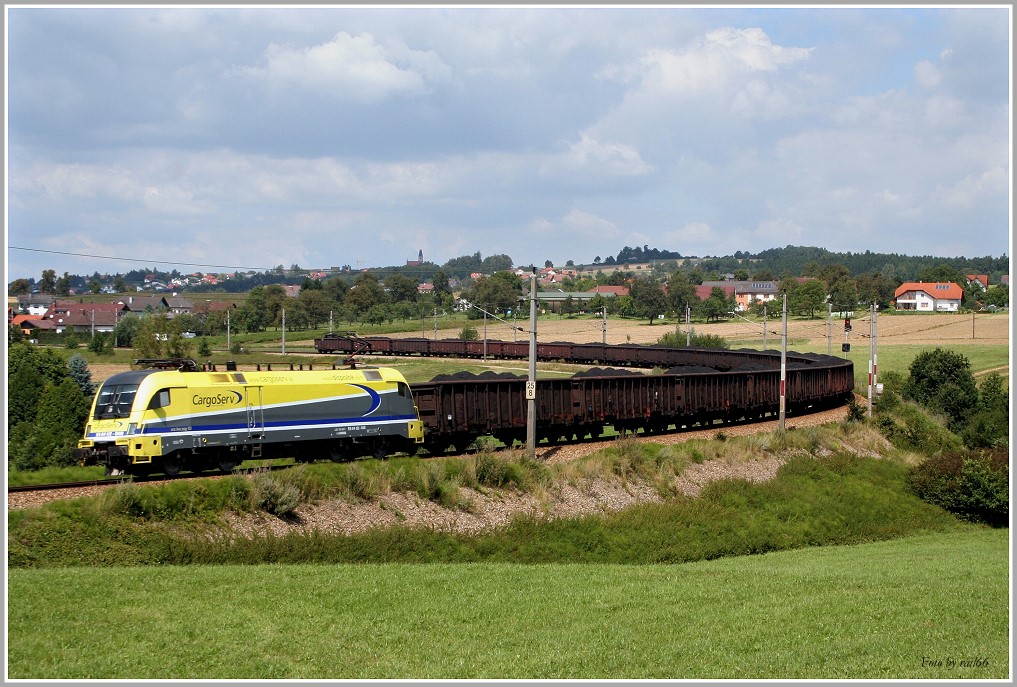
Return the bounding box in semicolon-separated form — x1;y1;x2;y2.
240;31;448;102
914;59;940;89
539;133;654;180
529;209;621;241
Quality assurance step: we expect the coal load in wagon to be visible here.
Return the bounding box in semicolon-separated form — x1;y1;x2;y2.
664;365;718;375
572;367;644;378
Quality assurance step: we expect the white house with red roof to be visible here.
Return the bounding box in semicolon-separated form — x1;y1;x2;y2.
893;282;964;312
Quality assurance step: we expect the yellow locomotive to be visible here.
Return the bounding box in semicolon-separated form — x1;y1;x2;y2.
74;364;424;476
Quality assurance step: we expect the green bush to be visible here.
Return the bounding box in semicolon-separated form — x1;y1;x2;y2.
903;348;977;432
250;471;302;516
906;450;1009;527
872;401;963;455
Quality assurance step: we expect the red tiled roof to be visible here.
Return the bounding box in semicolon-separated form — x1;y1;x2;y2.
586;285;629;297
894;282;963;300
695;284;736;301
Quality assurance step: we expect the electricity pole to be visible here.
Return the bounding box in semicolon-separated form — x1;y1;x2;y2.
868;302;879;417
779;293;787;431
827;302;832;356
685;303;691;346
526;268;538;460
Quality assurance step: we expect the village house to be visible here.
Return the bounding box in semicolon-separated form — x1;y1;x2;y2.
118;295;170;313
965;274;989;291
893;282;964;312
698;280;780;311
16;293;56;316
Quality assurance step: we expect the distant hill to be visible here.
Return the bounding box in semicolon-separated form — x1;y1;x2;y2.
595;244;1008;283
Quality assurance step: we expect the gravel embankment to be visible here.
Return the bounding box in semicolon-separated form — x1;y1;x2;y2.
9;403;861;545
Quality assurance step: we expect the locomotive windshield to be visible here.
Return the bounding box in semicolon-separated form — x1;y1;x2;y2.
94;383;140;419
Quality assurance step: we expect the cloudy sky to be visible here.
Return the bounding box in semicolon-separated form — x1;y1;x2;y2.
5;5;1011;282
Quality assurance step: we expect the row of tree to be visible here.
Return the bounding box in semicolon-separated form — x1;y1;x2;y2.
7;343;94;470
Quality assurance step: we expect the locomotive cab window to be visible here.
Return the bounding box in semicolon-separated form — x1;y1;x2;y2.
397;382;412;398
148;389;171;410
94;383;139;419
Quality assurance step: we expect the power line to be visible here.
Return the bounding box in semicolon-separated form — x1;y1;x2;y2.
8;246;276;272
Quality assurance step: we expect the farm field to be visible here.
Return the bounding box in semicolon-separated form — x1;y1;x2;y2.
83;311;1010;384
7;529;1008;679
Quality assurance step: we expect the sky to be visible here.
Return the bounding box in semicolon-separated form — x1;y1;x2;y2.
4;4;1012;282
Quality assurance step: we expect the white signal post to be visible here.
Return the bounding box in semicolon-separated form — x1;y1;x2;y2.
779;293;787;430
868;302;879;417
526;268;538;460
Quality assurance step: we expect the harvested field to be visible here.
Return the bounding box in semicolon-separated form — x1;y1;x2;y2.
390;311;1011;347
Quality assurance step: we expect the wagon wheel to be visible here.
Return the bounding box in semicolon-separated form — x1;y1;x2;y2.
162;453;184;476
217;457;237;473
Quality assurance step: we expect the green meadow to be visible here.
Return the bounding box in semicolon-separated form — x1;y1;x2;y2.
7;529;1007;680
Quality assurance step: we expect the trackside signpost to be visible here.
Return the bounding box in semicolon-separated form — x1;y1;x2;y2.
526;268;538;460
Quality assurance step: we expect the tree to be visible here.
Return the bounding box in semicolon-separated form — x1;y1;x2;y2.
87;332;114;355
298;289;335;329
113;313;141;348
238;286;269;333
462;271;522;317
665;272;697;316
114;275;127;293
855;272;896;309
629;277;669;323
431;270;452;306
481;254;514;273
322;276;350;304
700;287;735;322
345;273;388;318
961;372;1009;448
983;284;1008;308
385;273;419;304
8;278;31;295
133;315;176;358
8;352;45;426
55;272;72;296
39;269;56;293
903;348;978;431
66;354;95;396
789;278;823;317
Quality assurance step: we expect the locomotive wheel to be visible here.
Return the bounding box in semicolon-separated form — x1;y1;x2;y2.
162;453;184;476
329;442;349;462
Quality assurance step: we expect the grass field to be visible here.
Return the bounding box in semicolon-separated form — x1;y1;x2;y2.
6;528;1008;680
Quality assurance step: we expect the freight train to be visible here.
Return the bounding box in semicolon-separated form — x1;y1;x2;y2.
313;334;854;455
75;336;853;476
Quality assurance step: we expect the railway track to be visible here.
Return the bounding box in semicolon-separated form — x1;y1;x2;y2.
8;464;295;498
